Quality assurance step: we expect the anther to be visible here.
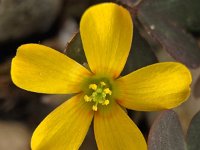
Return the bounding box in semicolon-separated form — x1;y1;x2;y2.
102;100;109;105
89;84;97;90
92;105;98;111
84;95;91;102
104;88;112;95
86;81;112;111
100;81;106;86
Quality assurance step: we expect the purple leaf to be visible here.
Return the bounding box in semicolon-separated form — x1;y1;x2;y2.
148;110;186;150
187;111;200;150
137;10;200;68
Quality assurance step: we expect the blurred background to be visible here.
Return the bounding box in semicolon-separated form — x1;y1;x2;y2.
0;0;200;149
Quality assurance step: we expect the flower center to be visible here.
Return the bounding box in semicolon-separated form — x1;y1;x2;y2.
84;81;112;111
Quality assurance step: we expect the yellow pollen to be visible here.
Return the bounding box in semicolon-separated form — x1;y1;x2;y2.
89;84;97;90
104;88;112;95
100;81;106;86
103;100;109;105
92;105;98;111
85;81;112;111
84;95;91;102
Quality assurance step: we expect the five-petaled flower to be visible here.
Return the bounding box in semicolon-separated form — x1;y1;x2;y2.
11;3;192;150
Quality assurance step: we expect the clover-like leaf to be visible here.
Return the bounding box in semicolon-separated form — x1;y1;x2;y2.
136;0;200;32
117;0;140;8
148;110;186;150
137;10;200;68
121;27;158;75
187;111;200;150
193;75;200;98
64;32;86;65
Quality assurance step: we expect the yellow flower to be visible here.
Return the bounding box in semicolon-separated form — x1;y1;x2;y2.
11;3;192;150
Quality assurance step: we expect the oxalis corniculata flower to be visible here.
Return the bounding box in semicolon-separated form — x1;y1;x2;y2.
11;3;192;150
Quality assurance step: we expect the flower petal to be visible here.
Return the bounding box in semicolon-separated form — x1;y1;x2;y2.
115;62;192;111
11;44;91;94
80;3;133;78
94;103;147;150
31;94;94;150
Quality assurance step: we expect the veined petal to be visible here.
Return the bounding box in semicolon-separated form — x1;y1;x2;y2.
11;44;91;94
31;94;94;150
80;3;133;78
94;103;147;150
115;62;192;111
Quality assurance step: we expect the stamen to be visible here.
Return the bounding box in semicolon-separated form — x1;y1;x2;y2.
85;81;112;111
104;88;112;95
92;105;98;111
89;84;97;90
96;88;102;93
84;95;91;102
92;92;97;97
102;93;106;98
100;81;106;86
102;100;109;105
